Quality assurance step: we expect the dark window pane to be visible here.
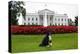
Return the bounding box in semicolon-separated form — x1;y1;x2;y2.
36;23;37;25
32;23;34;25
36;18;37;21
28;18;30;21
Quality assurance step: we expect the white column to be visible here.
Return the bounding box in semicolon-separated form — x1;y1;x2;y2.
43;12;47;27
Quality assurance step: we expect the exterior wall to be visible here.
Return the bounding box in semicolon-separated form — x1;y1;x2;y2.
53;14;68;26
26;15;39;25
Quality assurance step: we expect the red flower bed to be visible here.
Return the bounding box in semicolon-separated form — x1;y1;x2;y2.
11;25;78;34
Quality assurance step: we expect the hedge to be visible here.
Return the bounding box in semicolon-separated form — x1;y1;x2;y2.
11;25;78;34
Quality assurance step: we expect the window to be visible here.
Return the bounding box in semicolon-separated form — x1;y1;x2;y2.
65;19;66;21
61;23;63;26
58;23;60;26
32;23;34;25
55;23;57;26
28;18;30;21
36;23;38;25
24;23;26;25
28;23;30;25
53;24;54;26
36;18;37;21
50;23;52;26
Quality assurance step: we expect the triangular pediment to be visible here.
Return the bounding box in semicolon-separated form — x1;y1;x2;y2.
38;9;54;15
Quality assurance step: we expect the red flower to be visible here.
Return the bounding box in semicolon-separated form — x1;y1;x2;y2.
11;25;78;34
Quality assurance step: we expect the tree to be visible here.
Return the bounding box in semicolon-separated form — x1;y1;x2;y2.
75;16;78;26
68;18;73;26
9;1;26;25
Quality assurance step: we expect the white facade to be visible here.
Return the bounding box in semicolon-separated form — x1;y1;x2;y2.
19;9;69;26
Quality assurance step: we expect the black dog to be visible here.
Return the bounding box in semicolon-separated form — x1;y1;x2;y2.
39;32;52;47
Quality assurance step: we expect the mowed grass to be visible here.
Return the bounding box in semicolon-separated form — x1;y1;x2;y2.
12;33;78;53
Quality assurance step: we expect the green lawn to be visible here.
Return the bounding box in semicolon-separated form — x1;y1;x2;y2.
12;33;78;53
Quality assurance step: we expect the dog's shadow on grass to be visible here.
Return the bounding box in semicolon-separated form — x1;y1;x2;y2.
39;46;53;51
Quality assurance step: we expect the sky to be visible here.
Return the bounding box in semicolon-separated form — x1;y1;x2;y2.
24;1;78;21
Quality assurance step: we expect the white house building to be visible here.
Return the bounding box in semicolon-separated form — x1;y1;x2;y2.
18;9;69;26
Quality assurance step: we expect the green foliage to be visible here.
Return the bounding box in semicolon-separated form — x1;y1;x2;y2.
9;1;26;25
68;18;73;26
75;16;78;26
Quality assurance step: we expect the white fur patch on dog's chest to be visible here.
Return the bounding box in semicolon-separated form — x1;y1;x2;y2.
49;35;52;40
